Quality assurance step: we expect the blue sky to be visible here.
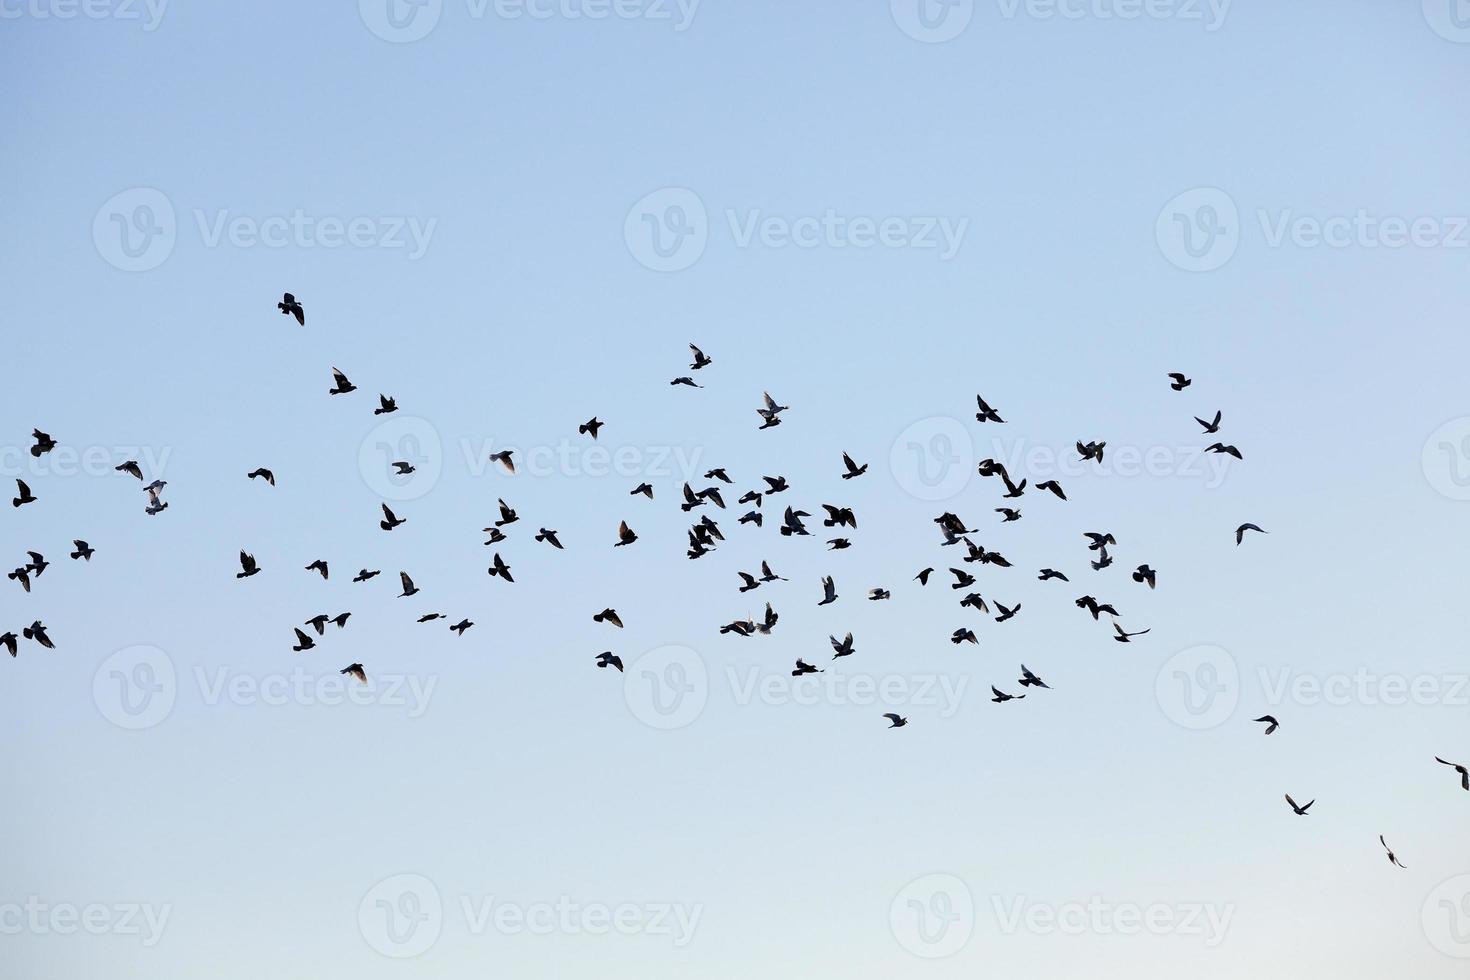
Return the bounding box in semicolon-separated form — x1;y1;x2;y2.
4;1;1470;976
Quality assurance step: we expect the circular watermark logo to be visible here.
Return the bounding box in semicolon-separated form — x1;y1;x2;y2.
1423;874;1470;958
1154;644;1239;730
890;873;974;958
1423;0;1470;42
624;188;708;272
889;416;973;501
623;644;708;730
890;0;974;42
1156;187;1239;272
359;415;443;502
359;0;442;42
1422;417;1470;501
93;644;177;730
93;188;176;272
359;873;443;958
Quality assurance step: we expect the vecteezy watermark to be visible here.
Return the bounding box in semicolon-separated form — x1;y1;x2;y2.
890;0;974;43
624;187;969;272
624;645;709;730
0;443;171;481
725;667;970;718
460;438;705;482
93;188;436;271
1423;0;1470;43
1156;644;1470;731
990;895;1234;946
994;0;1230;30
1158;187;1470;272
1422;417;1470;502
890;416;975;502
358;0;698;43
0;0;167;30
1424;874;1470;958
890;874;975;958
360;416;444;502
358;873;702;958
0;897;172;947
92;647;438;730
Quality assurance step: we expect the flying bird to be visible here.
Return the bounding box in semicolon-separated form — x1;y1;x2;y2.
374;394;398;415
70;540;94;561
593;608;624;628
791;659;821;677
1036;480;1066;500
487;553;514;582
30;429;56;456
974;395;1004;423
1379;836;1406;868
841;453;868;479
305;559;329;580
1284;793;1314;815
12;479;36;508
449;619;473;636
991;686;1024;703
615;521;638;546
115;460;143;480
353;569;381;582
340;663;367;684
1253;714;1279;735
1112;623;1151;643
579;417;604;439
868;588;890;601
1195;410;1222;434
277;292;304;325
689;343;712;369
535;528;563;549
398;572;419;597
379;504;405;531
22;621;53;649
1435;756;1470;791
1018;665;1049;689
760;561;786;582
1132;565;1156;589
883;713;908;728
488;450;515;473
631;483;654;498
0;633;14;657
1236;523;1267;545
291;628;315;652
247;467;275;485
915;568;934;586
818;576;837;606
1167;372;1192;391
328;367;356;395
1206;442;1243;460
831;632;855;658
951;628;978;645
780;508;811;537
236;551;260;579
671;376;703;388
1038;568;1069;582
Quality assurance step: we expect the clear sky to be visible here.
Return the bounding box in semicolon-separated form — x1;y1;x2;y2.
4;1;1470;977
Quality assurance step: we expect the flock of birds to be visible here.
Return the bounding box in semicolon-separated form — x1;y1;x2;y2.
3;296;1456;870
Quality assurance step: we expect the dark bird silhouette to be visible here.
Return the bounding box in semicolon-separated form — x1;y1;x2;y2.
593;608;624;628
631;483;654;498
1380;836;1406;868
689;343;712;370
780;508;811;537
305;614;332;636
737;572;760;593
236;551;260;579
1236;523;1267;545
374;394;397;415
680;483;706;513
951;628;978;645
1018;665;1049;689
306;559;329;580
720;619;755;637
8;566;30;592
671;376;703;388
1132;565;1157;589
827;538;851;551
705;468;732;483
340;663;367;684
392;461;415;474
535;528;563;549
12;479;36;508
791;659;821;677
488;450;515;473
915;567;934;586
1195;410;1222;434
698;486;725;509
869;588;890;601
822;505;856;529
450;619;473;636
760;561;786;582
831;632;855;658
493;498;518;527
994;602;1020;623
595;651;623;671
24;552;47;578
145;486;168;515
1036;480;1066;500
615;521;638;546
1084;532;1117;551
1435;756;1470;791
755;602;779;635
757;392;788;428
418;613;445;623
353;568;381;582
291;628;315;652
331;613;350;629
959;593;989;614
70;540;94;561
379;504;405;531
1076;441;1106;463
818;576;837;606
883;713;908;728
579;417;604;439
763;476;790;494
1285;793;1313;815
739;511;762;527
0;632;14;657
30;429;56;457
991;686;1024;703
949;568;976;590
482;528;507;545
115;460;143;480
1254;714;1279;735
488;553;514;582
974;395;1005;423
996;507;1021;522
22;621;53;649
1206;442;1243;460
278;292;304;325
841;452;868;479
1167;372;1192;391
1038;568;1069;582
247;467;275;485
328;367;356;395
1113;623;1151;643
1075;596;1119;620
398;572;419;597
